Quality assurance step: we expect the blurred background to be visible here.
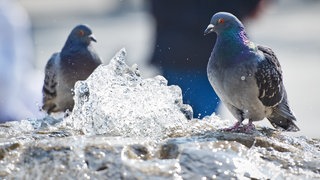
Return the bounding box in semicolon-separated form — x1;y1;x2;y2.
0;0;319;138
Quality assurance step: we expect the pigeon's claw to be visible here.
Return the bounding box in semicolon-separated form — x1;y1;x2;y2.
223;121;242;132
241;120;256;133
222;120;256;134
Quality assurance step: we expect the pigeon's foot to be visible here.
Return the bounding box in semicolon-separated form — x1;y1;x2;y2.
222;120;256;134
223;121;242;132
241;121;255;133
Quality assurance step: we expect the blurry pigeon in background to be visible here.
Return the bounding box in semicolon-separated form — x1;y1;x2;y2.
204;12;299;132
42;24;102;114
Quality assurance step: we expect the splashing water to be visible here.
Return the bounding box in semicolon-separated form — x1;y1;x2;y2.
66;48;193;138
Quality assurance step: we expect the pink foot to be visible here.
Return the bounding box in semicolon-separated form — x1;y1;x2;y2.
223;121;242;132
241;121;255;133
222;120;256;133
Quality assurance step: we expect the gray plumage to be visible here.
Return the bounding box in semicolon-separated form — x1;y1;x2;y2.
42;24;102;114
204;12;299;132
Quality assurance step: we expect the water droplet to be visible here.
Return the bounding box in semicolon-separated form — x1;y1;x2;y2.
241;76;246;81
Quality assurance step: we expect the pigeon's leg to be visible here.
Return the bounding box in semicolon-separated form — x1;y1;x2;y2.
242;119;256;133
222;106;245;132
220;105;253;132
223;121;242;132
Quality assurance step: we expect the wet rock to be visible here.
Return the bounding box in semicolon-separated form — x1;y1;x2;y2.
159;142;180;159
124;144;151;160
0;142;20;160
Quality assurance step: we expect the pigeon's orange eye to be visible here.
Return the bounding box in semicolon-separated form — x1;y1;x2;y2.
218;18;224;24
78;30;85;36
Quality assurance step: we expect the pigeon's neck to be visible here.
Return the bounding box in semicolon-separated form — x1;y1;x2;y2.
218;28;251;49
215;28;255;64
61;39;90;58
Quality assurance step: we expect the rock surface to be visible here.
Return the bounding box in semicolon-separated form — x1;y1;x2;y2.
0;49;319;179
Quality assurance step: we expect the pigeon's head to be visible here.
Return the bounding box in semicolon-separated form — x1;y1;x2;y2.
69;24;97;46
204;12;244;36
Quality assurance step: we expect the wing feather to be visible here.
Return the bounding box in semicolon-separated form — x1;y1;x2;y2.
255;45;283;107
42;53;59;113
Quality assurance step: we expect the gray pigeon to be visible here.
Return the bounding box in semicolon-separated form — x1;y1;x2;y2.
42;24;102;114
204;12;299;132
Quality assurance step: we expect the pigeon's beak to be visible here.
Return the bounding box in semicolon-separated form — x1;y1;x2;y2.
204;24;215;36
89;34;97;42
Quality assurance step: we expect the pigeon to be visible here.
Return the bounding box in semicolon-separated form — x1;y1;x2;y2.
42;24;102;114
204;12;299;132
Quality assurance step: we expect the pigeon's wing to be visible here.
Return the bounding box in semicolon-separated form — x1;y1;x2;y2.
255;45;284;107
42;53;59;113
257;46;299;131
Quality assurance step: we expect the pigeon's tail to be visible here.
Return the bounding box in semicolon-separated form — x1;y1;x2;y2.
267;93;299;132
268;113;299;132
